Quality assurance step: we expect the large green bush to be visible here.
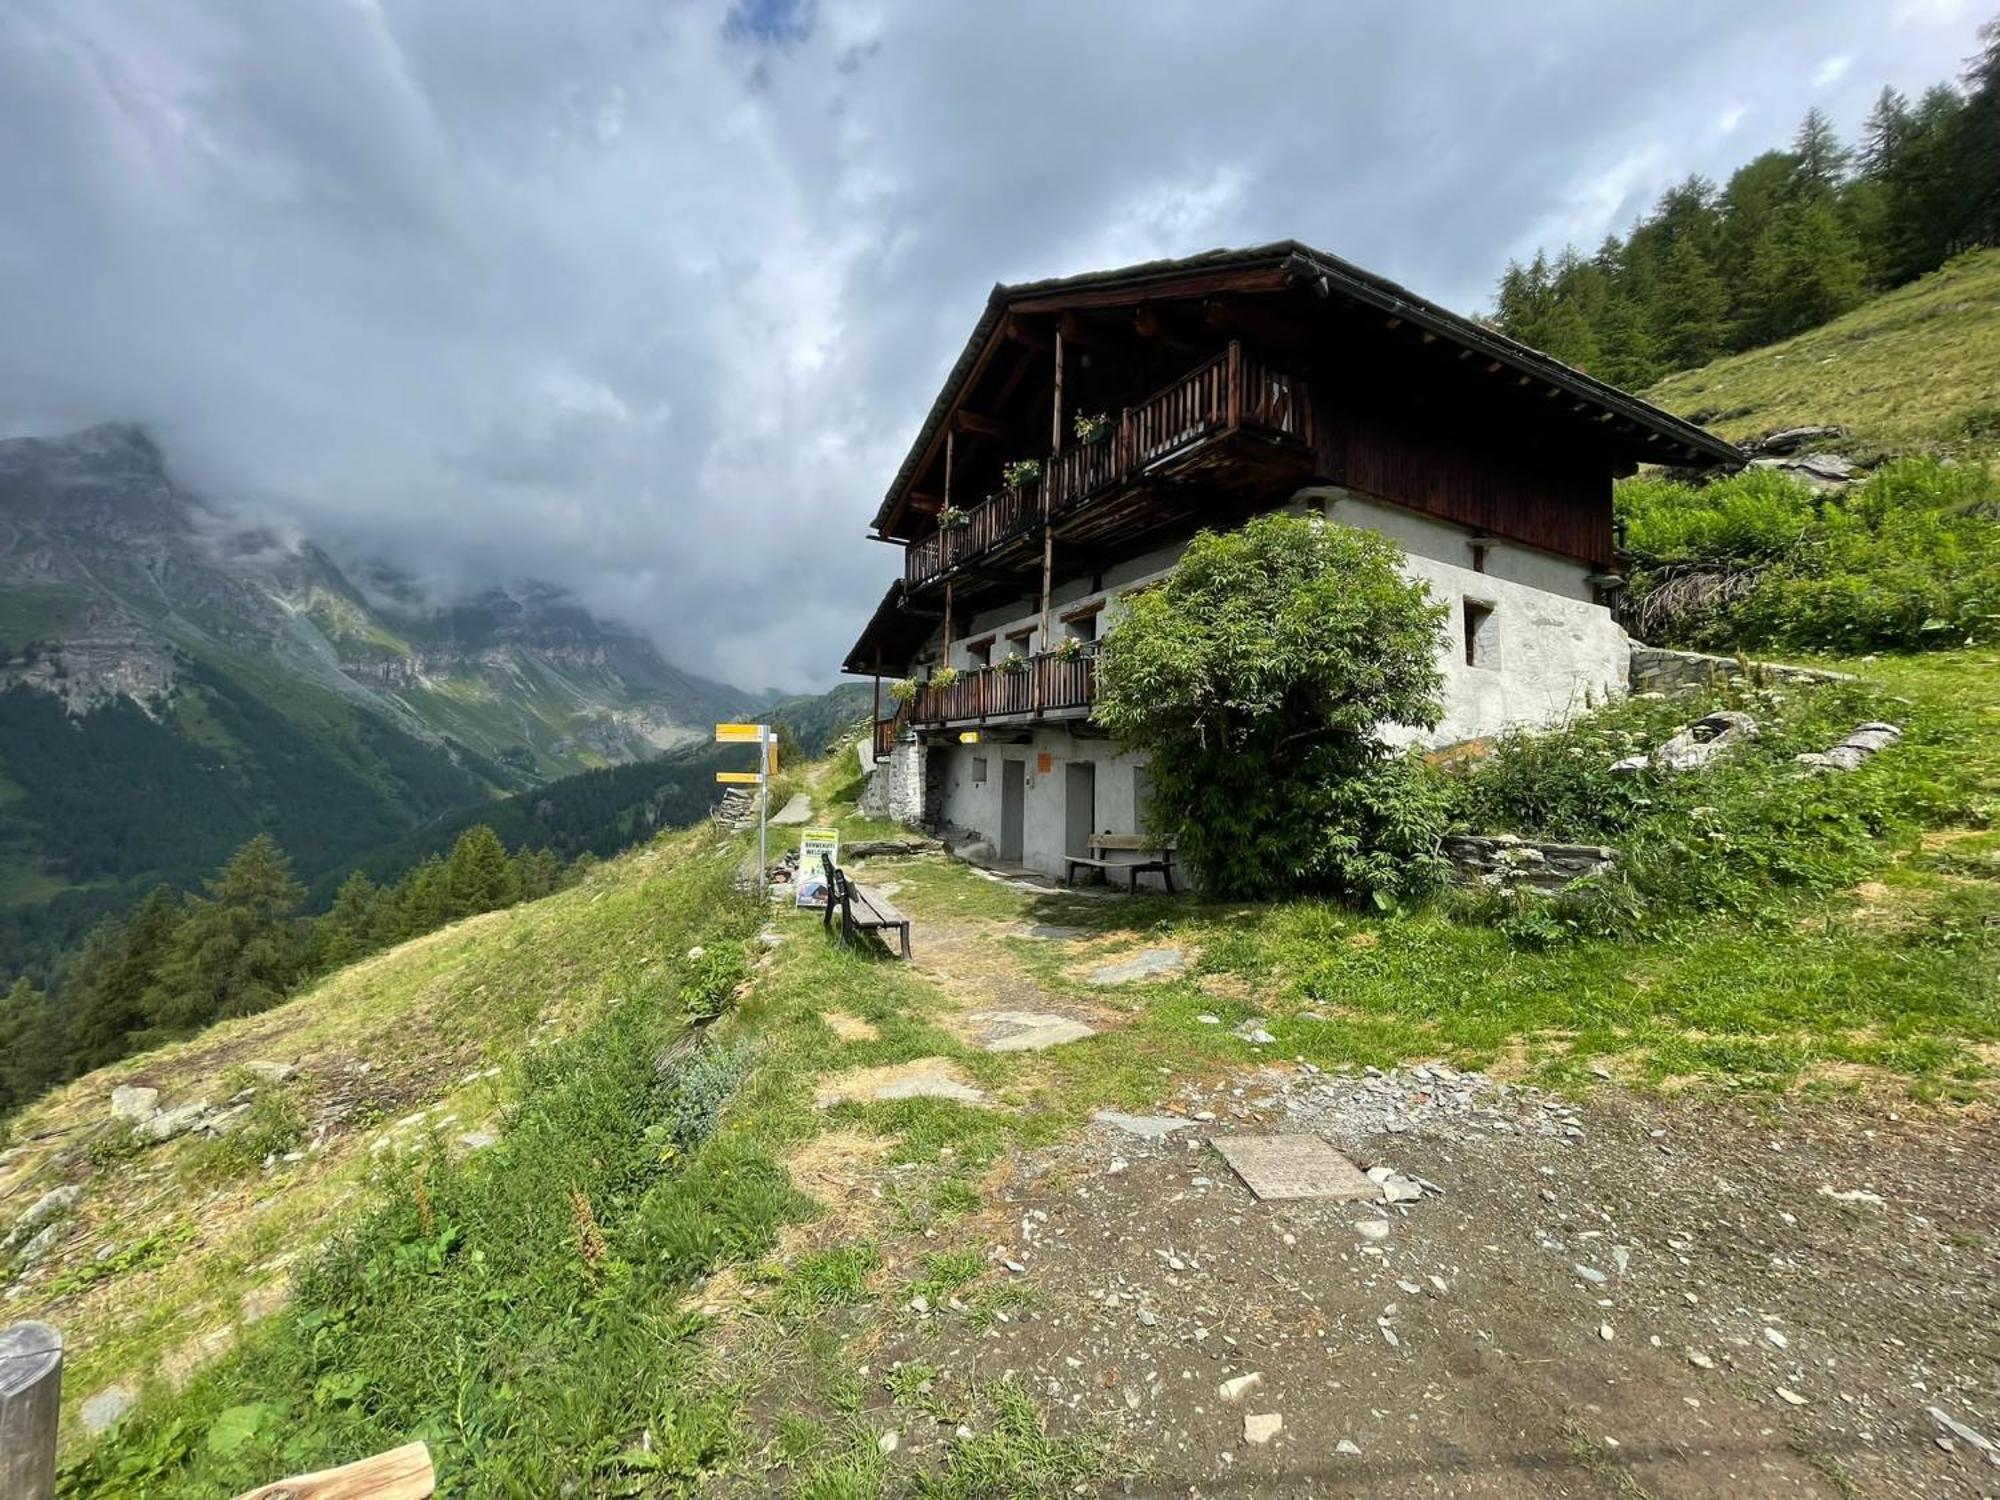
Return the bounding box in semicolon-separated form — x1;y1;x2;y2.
1094;513;1448;902
1619;457;2000;651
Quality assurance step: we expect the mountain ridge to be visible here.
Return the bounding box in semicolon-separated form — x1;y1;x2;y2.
0;422;798;966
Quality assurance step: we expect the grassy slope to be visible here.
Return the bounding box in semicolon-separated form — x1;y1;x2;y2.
1644;248;2000;462
10;645;1995;1493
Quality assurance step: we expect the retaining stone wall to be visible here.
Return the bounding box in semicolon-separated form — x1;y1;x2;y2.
1442;834;1617;894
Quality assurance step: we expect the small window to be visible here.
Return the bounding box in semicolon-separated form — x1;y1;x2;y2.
1303;493;1326;518
1006;628;1035;657
1463;599;1497;668
1469;543;1488;574
1066;613;1098;645
971;757;988;784
966;639;992;669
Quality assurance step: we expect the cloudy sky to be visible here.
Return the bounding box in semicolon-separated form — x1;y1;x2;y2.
0;0;1984;689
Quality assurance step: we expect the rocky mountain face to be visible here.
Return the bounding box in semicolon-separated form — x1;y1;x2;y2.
0;424;773;961
0;424;756;778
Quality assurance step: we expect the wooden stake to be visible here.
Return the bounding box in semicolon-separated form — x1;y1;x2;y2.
0;1321;62;1500
230;1442;435;1500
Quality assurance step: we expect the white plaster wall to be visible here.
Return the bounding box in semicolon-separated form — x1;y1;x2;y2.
933;730;1168;887
912;487;1630;878
1308;490;1630;745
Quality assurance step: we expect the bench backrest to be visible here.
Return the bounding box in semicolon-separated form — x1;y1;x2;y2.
1088;834;1175;853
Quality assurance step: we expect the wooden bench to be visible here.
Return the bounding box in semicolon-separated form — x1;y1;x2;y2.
1066;834;1177;893
823;859;913;959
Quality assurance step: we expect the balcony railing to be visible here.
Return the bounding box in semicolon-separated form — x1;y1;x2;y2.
903;342;1311;589
878;648;1099;737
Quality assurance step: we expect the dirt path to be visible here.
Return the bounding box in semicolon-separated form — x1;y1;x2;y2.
764;872;1999;1496
875;1065;1998;1496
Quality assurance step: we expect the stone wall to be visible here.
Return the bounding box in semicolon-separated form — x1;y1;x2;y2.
858;736;927;826
1441;834;1617;894
1629;645;1851;695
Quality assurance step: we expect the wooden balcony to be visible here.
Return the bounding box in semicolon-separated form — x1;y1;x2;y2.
902;342;1313;591
873;649;1098;751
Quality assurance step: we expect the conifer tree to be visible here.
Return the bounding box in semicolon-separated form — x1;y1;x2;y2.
445;825;515;917
1790;107;1852;196
144;835;304;1030
1955;16;2000;247
65;885;182;1070
307;870;383;974
0;976;66;1114
394;855;453;938
1653;236;1731;367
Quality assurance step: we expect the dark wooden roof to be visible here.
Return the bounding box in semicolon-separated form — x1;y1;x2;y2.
870;241;1742;538
840;580;941;676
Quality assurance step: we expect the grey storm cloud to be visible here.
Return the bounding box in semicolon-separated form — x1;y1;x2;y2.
0;0;1981;688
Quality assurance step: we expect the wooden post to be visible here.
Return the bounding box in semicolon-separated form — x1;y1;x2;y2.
1225;339;1242;430
1034;526;1053;714
0;1321;62;1500
872;656;882;751
230;1442;435;1500
942;579;953;663
1050;326;1065;454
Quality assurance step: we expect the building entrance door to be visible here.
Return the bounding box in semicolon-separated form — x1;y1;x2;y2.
1065;761;1096;860
999;759;1027;863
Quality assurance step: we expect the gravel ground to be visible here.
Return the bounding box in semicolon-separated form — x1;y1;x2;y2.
869;1063;1999;1497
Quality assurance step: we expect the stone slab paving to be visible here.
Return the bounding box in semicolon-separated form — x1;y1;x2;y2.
1086;946;1187;985
968;1010;1097;1052
1212;1133;1378;1202
813;1059;990;1109
770;794;814;826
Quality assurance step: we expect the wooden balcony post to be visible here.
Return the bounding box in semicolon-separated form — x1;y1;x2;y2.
942;580;953;661
1051;326;1065;453
1226;340;1242;431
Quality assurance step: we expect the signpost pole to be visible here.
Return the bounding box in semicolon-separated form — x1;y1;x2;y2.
759;726;770;904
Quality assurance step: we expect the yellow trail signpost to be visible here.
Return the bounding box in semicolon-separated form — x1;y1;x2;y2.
716;723;775;892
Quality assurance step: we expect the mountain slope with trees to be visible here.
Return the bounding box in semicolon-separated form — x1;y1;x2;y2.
0;424;782;966
1490;17;1999;391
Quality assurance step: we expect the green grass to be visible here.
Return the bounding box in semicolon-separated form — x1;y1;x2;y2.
37;649;1999;1492
1645;249;2000;464
0;584;83;651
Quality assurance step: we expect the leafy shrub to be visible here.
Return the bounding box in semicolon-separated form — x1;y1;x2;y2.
1095;513;1449;902
1441;675;1984;938
1619;458;2000;651
677;941;745;1021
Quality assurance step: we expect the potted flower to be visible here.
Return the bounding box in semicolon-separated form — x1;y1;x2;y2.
998;652;1030;676
1054;635;1084;658
931;665;960;688
1002;458;1043;489
887;677;918;703
1073;411;1112;445
937;504;971;531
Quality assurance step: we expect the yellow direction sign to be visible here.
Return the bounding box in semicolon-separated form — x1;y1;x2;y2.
715;770;763;784
715;723;766;744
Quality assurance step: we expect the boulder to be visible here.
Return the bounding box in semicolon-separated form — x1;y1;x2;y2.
81;1384;137;1435
2;1185;82;1251
1620;710;1758;775
1797;721;1901;773
137;1099;210;1143
242;1061;298;1085
110;1085;160;1122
